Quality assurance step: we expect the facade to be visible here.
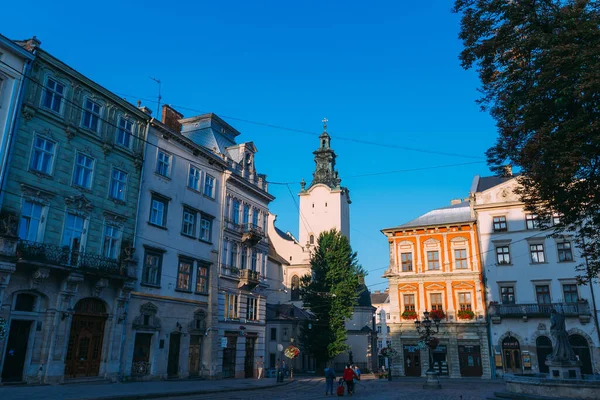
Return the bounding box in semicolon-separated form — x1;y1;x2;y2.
121;106;227;380
0;39;149;384
372;289;391;368
0;34;34;206
472;174;600;377
382;200;491;379
180;113;274;379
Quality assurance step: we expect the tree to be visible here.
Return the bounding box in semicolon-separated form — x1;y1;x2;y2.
453;0;600;282
299;229;364;368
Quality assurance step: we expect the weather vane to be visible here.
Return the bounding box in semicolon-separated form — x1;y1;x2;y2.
322;117;328;132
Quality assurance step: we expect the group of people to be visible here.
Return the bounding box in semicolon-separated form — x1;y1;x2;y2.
324;364;361;396
256;356;289;382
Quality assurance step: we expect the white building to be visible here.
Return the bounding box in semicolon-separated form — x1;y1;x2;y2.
471;173;600;377
123;106;227;380
372;289;391;367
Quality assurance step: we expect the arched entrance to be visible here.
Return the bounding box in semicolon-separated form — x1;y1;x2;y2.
502;336;521;374
65;298;107;378
535;336;552;374
569;334;593;375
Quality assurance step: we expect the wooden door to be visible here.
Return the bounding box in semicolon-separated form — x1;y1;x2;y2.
536;336;552;374
64;315;106;377
403;345;421;377
167;333;181;378
188;335;202;377
222;335;237;378
244;336;256;378
458;345;483;377
1;320;32;382
131;333;152;376
503;349;521;373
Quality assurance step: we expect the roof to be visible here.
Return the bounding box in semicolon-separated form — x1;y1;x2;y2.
274;226;295;242
475;175;514;192
384;201;474;231
266;304;314;321
356;284;372;307
268;242;289;265
370;292;389;305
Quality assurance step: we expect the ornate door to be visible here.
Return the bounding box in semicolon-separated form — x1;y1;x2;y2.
502;337;521;374
65;299;107;378
458;345;483;377
1;320;32;382
188;335;202;377
403;345;421;377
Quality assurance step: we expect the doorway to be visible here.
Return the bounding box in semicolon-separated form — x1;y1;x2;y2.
431;345;448;375
535;336;552;374
64;299;107;378
502;336;521;374
222;335;237;378
403;344;421;377
569;335;593;375
1;320;32;382
244;336;256;378
458;345;483;377
188;335;202;377
131;333;153;376
167;333;181;378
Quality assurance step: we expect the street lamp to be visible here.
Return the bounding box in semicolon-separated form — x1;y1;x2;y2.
414;311;442;389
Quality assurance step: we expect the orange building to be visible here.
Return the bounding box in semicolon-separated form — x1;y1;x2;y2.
381;199;491;379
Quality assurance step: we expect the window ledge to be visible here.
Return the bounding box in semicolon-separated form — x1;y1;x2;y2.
141;283;161;288
175;288;193;294
187;187;202;195
154;172;171;181
29;169;54;179
194;291;209;296
497;263;513;267
558;260;576;264
203;194;216;201
147;222;167;230
199;239;213;245
181;233;197;240
530;262;549;265
72;184;92;193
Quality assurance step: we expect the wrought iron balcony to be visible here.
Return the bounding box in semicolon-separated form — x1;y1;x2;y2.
238;268;260;289
241;223;263;246
17;240;122;275
488;301;591;324
220;264;241;279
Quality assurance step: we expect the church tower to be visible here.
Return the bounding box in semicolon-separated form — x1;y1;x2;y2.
298;119;351;247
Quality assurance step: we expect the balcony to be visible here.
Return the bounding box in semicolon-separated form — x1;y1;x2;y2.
17;240;125;276
241;223;264;246
488;301;591;324
220;264;240;279
238;268;260;289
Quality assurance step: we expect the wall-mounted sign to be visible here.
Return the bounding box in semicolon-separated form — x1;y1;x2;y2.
220;337;228;348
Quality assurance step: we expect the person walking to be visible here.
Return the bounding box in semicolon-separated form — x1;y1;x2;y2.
276;358;282;382
256;356;264;379
324;364;336;395
353;365;361;380
343;363;358;395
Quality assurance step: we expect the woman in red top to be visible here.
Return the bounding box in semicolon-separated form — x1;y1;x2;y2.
343;364;358;395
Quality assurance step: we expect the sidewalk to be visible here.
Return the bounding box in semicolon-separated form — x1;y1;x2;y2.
0;377;296;400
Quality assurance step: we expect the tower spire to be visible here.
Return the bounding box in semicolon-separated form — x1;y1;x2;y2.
322;117;328;132
308;119;341;189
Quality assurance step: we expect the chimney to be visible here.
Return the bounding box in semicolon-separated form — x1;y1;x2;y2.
137;101;152;116
450;199;462;205
162;105;183;133
503;164;513;177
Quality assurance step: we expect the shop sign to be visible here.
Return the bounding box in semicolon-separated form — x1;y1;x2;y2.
403;344;420;353
220;337;228;348
432;345;447;353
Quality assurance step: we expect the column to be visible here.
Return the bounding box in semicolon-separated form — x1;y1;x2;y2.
448;335;461;378
418;282;425;314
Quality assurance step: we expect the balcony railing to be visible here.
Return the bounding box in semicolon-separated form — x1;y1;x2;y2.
488;301;591;323
238;268;260;289
220;264;240;278
17;240;122;275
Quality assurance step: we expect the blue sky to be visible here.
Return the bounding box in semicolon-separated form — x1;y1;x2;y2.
3;0;497;290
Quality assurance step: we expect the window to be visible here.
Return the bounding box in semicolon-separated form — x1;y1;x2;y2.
552;213;562;226
427;251;440;270
177;258;193;291
401;253;413;272
230;243;238;268
188;165;201;191
536;285;551;304
81;98;101;132
116;117;133;147
386;340;392;348
458;292;472;311
525;214;539;230
200;214;212;242
241;246;247;269
309;235;314;245
377;325;382;333
387;313;390;320
102;225;120;259
109;168;127;201
500;286;515;304
225;294;238;319
18;201;43;242
563;284;578;303
30;136;56;174
282;328;289;340
493;216;507;232
243;204;250;225
246;297;258;321
204;174;215;198
232;200;240;224
430;293;443;311
15;293;36;312
252;209;259;227
557;242;573;262
73;153;94;189
496;245;511;265
149;195;168;227
156;150;171;177
454;249;468;269
291;275;300;301
182;208;197;237
142;249;162;286
387;326;390;334
61;213;85;251
530;243;546;263
270;328;277;341
403;294;415;311
251;250;257;270
377;340;382;350
196;262;209;294
42;77;64;113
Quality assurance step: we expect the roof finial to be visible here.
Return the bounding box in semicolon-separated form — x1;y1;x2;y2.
322;117;328;132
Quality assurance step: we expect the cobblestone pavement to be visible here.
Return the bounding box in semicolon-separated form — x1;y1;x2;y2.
156;376;506;400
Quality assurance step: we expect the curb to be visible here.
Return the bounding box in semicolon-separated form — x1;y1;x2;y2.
77;379;295;400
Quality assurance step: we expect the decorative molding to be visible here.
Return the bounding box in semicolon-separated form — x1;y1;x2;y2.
93;278;109;297
65;194;93;214
22;104;36;123
30;267;50;290
103;211;127;227
133;302;162;330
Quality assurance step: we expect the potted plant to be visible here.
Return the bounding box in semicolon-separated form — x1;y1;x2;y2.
401;310;417;320
457;310;475;320
429;309;445;320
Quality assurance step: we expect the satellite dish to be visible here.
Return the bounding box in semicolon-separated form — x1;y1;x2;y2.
277;344;283;352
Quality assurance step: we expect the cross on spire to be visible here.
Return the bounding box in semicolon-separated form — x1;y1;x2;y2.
322;117;328;132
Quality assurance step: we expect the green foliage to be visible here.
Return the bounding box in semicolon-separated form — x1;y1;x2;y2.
299;229;364;365
454;0;600;283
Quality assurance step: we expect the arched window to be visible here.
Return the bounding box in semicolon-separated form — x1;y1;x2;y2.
309;235;314;245
569;334;593;375
535;336;552;373
291;275;300;301
15;293;36;312
74;298;107;315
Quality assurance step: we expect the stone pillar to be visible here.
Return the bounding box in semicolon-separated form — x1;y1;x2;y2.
448;335;461;378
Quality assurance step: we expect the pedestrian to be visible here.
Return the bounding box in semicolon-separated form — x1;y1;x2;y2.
353;365;361;380
282;359;287;379
343;363;358;395
256;356;264;379
324;364;336;395
276;358;282;382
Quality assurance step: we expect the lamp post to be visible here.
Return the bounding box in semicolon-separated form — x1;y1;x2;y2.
414;311;441;389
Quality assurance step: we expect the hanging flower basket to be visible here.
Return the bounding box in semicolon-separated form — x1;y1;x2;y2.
457;310;475;320
284;345;300;359
429;310;445;320
380;346;398;358
427;337;440;349
401;310;417;320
